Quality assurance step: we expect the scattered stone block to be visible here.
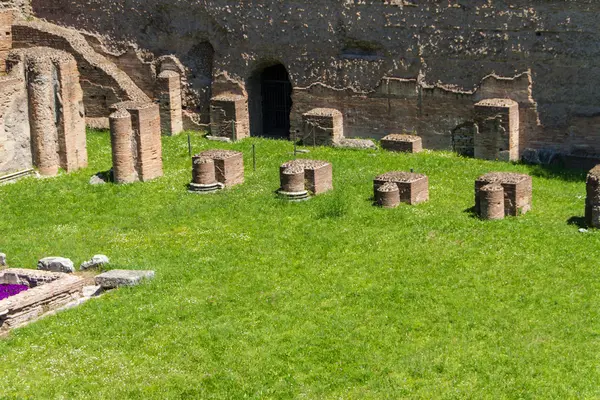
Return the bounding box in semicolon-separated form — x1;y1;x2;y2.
478;184;505;220
82;285;103;298
302;108;343;146
0;253;5;267
89;173;107;185
210;94;250;140
474;99;520;161
95;270;155;289
80;255;110;271
279;159;333;196
332;138;377;150
586;165;600;228
37;257;75;274
373;171;429;205
206;135;232;143
381;134;423;153
475;172;532;216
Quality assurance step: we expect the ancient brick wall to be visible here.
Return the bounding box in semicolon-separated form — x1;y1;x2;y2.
26;0;600;155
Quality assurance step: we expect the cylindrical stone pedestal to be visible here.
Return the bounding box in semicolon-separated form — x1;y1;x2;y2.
375;182;400;208
479;184;505;220
110;109;137;184
192;156;216;185
28;60;60;176
278;165;309;201
280;166;306;193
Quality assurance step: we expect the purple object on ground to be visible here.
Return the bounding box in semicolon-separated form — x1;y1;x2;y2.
0;284;29;301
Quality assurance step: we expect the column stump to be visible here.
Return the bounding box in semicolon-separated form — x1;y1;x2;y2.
478;184;505;220
278;159;333;200
188;149;244;193
475;172;532;216
373;171;429;206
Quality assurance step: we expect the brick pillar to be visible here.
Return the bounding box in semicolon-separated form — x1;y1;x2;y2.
130;103;163;181
110;109;137;184
474;99;520;161
110;101;163;183
56;57;87;172
156;70;183;136
27;59;59;176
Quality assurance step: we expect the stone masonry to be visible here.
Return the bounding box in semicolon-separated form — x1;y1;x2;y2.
475;172;532;217
12;0;600;160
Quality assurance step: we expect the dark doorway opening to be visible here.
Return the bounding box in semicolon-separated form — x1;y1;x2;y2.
248;63;292;138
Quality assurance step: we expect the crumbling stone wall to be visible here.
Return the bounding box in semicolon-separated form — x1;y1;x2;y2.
11;20;149;127
25;0;600;156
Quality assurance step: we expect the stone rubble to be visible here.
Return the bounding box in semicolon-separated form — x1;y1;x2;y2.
80;255;110;271
37;257;75;274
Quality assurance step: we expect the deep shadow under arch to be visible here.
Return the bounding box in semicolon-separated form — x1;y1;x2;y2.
247;63;292;138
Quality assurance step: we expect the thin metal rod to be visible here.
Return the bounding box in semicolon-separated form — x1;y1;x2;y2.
187;134;192;156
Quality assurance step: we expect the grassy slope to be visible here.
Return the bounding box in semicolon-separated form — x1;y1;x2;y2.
0;130;598;399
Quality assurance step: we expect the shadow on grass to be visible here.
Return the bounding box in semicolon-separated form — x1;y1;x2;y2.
463;206;479;219
567;216;587;229
526;164;587;183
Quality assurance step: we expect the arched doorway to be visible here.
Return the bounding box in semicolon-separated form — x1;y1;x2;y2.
248;63;292;138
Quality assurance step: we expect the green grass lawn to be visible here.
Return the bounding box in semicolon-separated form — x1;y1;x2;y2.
0;130;599;399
